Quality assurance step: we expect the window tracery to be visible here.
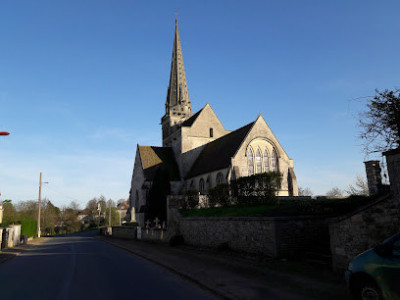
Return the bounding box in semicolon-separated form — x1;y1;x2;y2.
247;148;254;176
256;149;262;174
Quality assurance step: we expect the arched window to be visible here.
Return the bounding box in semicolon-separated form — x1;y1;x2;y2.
199;178;205;195
206;176;211;192
189;180;194;189
209;128;213;137
247;148;254;176
256;149;262;174
264;149;269;172
271;149;279;171
216;172;224;185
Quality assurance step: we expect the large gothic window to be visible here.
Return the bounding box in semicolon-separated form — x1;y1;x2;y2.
264;149;269;172
199;178;205;195
256;149;262;174
271;149;279;171
247;148;254;176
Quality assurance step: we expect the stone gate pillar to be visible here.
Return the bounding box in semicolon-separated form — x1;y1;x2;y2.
384;149;400;205
364;160;382;195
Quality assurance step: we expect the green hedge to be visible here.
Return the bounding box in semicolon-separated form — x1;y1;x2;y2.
20;219;37;237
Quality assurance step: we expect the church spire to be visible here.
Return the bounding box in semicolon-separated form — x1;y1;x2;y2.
165;19;191;114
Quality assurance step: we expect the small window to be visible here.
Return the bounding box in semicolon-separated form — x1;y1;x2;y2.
199;178;205;195
210;128;214;137
206;176;211;191
216;172;224;185
247;148;254;176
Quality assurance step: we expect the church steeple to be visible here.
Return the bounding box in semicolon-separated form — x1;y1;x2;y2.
165;19;191;114
162;19;193;147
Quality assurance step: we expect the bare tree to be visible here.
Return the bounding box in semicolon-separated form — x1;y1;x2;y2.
326;187;343;197
345;175;369;196
298;187;313;196
359;88;400;154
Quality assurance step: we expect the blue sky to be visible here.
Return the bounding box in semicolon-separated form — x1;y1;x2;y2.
1;1;399;208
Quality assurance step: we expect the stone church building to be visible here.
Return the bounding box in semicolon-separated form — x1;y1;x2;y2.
128;20;298;224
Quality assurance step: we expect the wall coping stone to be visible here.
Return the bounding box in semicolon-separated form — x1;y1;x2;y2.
327;193;392;224
383;148;400;156
183;215;329;222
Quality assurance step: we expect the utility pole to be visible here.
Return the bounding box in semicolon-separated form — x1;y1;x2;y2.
37;172;48;238
97;203;101;229
108;201;111;227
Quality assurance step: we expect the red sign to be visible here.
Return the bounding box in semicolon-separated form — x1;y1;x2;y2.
0;132;10;136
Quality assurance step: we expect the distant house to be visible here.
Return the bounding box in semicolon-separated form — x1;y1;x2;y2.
117;200;129;223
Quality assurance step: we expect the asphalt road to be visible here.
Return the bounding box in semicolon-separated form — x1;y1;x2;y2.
0;232;217;300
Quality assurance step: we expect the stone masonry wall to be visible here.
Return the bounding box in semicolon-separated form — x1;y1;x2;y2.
329;195;400;271
274;218;329;258
179;217;277;256
110;226;137;240
178;215;328;258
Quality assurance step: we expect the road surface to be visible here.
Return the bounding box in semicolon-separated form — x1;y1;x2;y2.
0;232;217;300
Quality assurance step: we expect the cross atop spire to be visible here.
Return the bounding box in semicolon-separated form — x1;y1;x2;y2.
165;19;191;114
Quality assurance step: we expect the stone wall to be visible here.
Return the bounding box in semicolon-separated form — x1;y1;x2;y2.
274;217;329;258
329;194;400;271
139;227;167;242
109;226;137;240
179;217;277;256
177;214;328;258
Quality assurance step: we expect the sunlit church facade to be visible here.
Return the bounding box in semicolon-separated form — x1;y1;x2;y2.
128;20;298;224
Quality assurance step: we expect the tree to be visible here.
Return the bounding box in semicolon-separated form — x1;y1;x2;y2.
105;199;120;226
345;175;369;196
326;187;343;197
62;201;81;234
359;88;400;154
41;199;60;235
298;187;313;196
147;168;171;223
1;200;17;224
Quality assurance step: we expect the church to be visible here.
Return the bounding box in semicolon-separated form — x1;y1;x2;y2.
128;20;298;225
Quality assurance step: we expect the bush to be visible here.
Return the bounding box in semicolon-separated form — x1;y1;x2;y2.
208;184;230;207
20;219;37;237
231;172;282;205
185;190;199;209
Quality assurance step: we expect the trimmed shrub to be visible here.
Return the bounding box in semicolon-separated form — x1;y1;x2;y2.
20;219;37;237
231;172;282;205
208;184;230;207
185;190;199;209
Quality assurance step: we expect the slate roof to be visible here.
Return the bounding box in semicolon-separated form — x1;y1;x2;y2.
186;121;255;179
138;146;180;181
181;108;203;127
